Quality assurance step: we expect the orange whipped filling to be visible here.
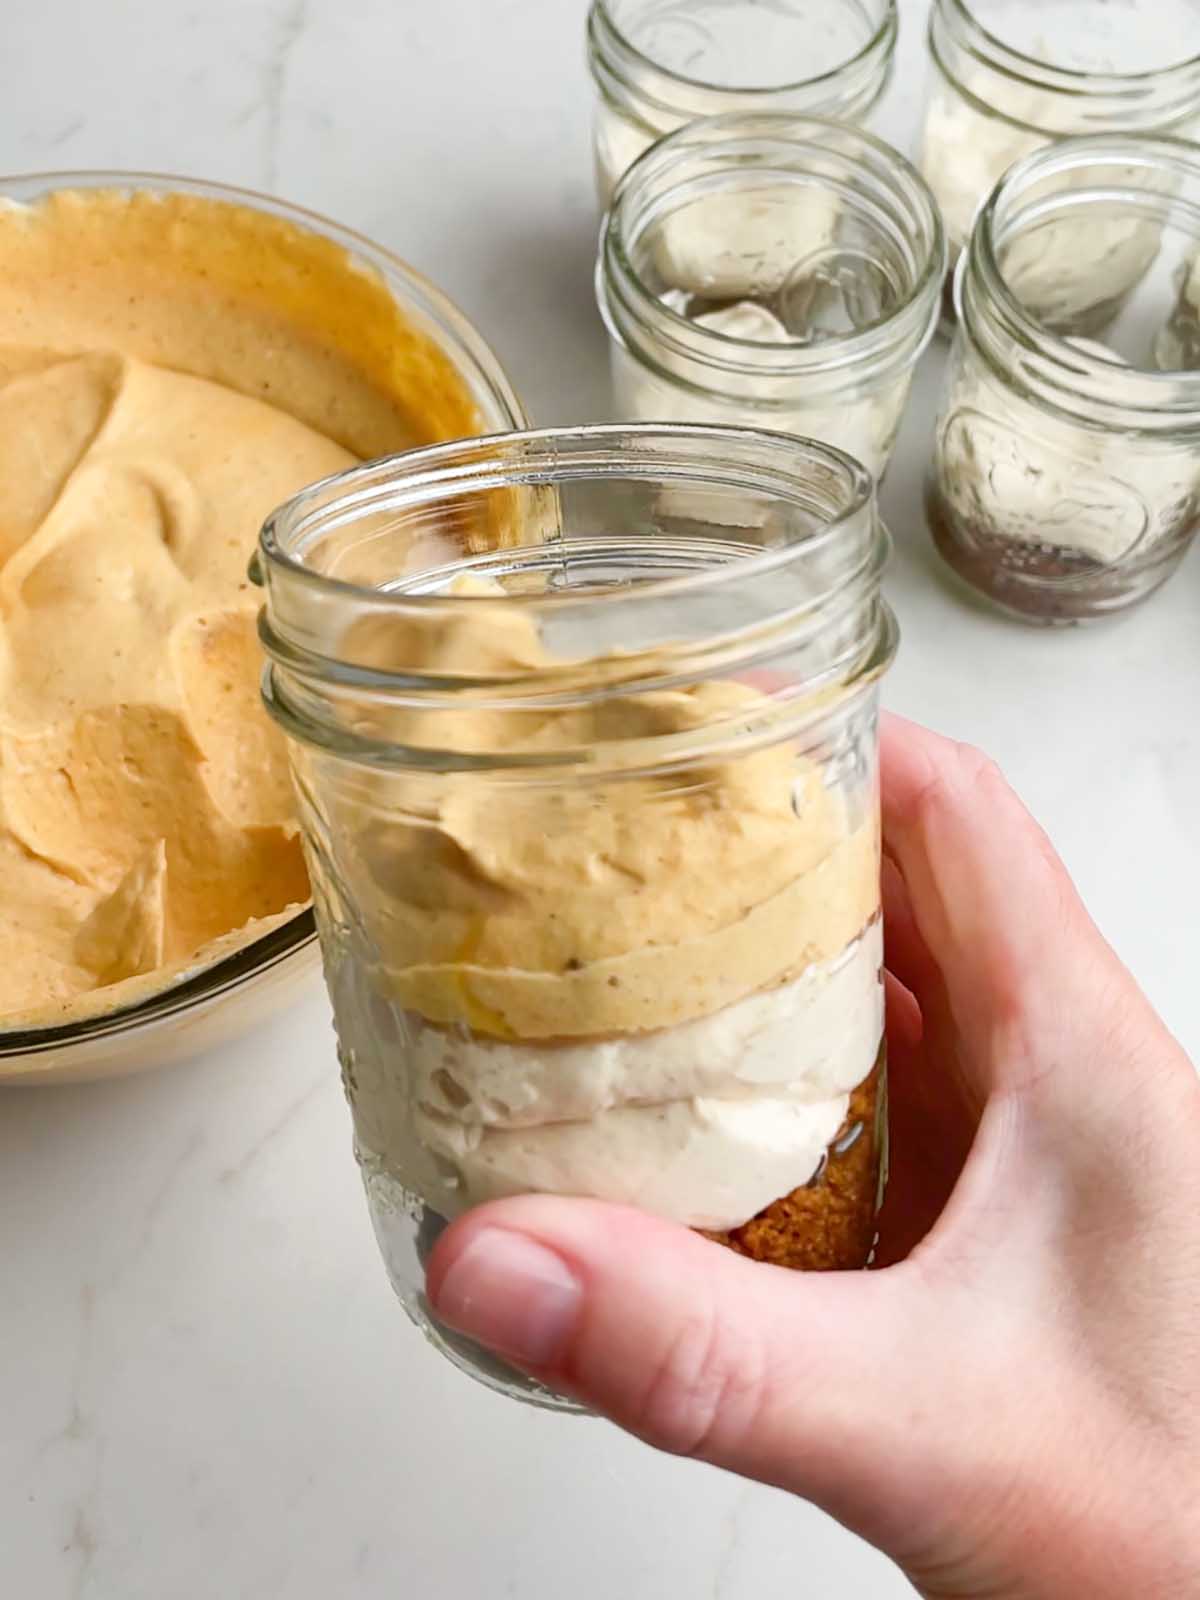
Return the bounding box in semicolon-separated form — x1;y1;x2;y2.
0;187;484;1028
319;580;880;1041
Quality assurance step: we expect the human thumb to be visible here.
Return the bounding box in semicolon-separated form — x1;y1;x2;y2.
426;1194;921;1527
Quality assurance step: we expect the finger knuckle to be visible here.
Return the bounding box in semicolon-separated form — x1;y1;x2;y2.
634;1301;769;1461
904;739;996;826
948;741;1006;802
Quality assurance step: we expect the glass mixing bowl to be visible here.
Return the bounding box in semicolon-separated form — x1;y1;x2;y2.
0;170;526;1085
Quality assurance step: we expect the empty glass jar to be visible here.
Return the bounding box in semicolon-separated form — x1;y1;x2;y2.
918;0;1200;320
596;114;944;480
588;0;898;203
255;424;897;1408
927;135;1200;623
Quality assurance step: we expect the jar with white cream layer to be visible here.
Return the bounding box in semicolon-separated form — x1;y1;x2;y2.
928;136;1200;624
256;425;897;1409
588;0;897;204
596;115;944;482
918;0;1200;323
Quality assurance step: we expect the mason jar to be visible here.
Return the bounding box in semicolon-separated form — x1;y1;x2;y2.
918;0;1200;322
255;424;897;1409
596;115;944;481
588;0;898;204
927;136;1200;624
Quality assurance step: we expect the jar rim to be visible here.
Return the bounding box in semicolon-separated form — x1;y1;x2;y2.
935;0;1200;95
588;0;898;106
961;133;1200;430
0;166;527;436
257;422;878;616
599;113;945;388
255;425;895;769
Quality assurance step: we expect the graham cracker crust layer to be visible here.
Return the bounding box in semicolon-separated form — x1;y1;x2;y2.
706;1056;885;1271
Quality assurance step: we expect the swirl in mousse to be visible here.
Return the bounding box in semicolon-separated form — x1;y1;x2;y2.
0;184;492;1031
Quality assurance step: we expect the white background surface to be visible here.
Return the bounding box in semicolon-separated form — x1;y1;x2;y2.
3;2;1199;1596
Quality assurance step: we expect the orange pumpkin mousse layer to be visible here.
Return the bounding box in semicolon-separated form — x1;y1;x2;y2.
0;186;485;1029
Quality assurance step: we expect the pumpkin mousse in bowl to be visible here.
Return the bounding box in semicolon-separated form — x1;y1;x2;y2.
0;172;525;1083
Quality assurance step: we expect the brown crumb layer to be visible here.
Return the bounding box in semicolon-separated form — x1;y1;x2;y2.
705;1057;886;1271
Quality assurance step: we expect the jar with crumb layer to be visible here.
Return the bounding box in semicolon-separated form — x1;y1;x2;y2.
596;115;944;481
918;0;1200;322
928;136;1200;624
588;0;897;205
255;425;897;1410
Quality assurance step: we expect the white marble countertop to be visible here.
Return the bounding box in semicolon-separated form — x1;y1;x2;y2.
3;1;1198;1595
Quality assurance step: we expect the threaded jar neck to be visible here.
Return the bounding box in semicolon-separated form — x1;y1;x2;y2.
598;113;944;402
958;134;1200;433
588;0;897;136
253;424;897;772
929;0;1200;135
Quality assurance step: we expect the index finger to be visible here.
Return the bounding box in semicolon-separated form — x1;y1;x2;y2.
879;712;1116;1093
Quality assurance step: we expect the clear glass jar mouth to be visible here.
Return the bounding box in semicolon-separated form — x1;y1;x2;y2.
257;422;877;620
962;135;1200;431
588;0;898;107
938;0;1200;94
0;168;527;433
255;424;895;764
600;114;946;387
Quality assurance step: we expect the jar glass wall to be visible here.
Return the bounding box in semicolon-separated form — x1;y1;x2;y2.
927;136;1200;624
918;0;1200;321
588;0;897;204
596;115;944;481
255;425;897;1409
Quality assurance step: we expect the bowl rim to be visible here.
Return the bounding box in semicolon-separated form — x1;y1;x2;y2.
0;166;526;431
0;167;526;1060
0;913;318;1059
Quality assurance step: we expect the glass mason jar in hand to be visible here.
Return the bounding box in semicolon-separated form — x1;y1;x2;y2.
588;0;898;204
927;136;1200;624
917;0;1200;321
255;425;897;1408
596;115;944;481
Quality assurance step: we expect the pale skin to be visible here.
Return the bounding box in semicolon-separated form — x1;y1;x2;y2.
426;714;1200;1599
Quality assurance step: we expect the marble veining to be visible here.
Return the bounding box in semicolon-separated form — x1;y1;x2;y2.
259;0;311;191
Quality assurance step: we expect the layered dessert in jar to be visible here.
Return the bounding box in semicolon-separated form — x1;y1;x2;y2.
335;585;886;1274
587;0;897;204
596;115;943;482
917;0;1200;324
255;426;896;1405
926;138;1200;623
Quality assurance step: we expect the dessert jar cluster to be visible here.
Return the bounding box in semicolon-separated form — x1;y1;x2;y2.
917;0;1200;317
928;136;1200;623
255;424;897;1408
596;115;944;481
587;0;897;203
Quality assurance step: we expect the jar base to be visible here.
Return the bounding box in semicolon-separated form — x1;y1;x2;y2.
924;477;1191;624
358;1154;588;1413
355;1049;884;1409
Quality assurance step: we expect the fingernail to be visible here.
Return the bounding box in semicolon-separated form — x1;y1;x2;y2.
431;1227;582;1368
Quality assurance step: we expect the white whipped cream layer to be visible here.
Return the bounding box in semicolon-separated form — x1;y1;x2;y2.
345;922;882;1232
652;188;840;302
918;75;1172;326
610;305;908;480
417;1095;851;1235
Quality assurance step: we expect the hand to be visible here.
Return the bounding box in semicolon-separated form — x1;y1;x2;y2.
426;715;1200;1599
